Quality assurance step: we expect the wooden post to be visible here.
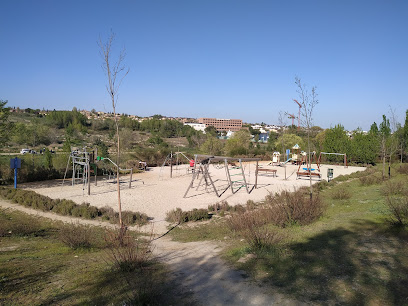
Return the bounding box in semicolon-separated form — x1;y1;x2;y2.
129;168;133;188
87;159;91;195
255;160;258;189
170;151;173;178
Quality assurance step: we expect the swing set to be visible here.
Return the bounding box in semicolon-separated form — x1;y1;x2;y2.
184;154;261;198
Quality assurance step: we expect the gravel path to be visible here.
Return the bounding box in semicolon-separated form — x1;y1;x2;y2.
1;200;302;305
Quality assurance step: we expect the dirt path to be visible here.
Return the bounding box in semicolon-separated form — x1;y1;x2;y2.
0;200;300;305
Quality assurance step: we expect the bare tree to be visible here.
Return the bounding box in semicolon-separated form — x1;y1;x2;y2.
99;32;129;227
295;77;319;199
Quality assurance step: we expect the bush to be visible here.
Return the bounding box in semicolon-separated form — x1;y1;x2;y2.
264;189;326;227
104;228;152;272
208;201;230;214
331;186;352;200
315;180;329;192
382;180;406;197
227;211;282;249
58;224;93;249
166;207;211;223
386;195;408;226
359;174;382;186
397;164;408;175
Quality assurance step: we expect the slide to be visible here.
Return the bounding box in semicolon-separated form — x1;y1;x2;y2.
281;158;292;165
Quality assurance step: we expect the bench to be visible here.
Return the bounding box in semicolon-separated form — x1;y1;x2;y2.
257;168;277;177
296;171;321;179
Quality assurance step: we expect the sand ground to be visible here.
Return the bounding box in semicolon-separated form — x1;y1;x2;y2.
20;162;365;235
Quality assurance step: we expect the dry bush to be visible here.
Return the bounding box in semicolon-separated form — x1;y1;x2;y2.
227;211;282;249
165;208;210;223
359;174;383;186
397;164;408;175
386;195;408;226
208;200;230;213
331;186;352;200
382;180;406;196
264;189;326;227
99;206;149;226
104;228;152;272
59;223;93;249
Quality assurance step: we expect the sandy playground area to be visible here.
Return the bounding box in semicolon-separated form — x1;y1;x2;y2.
21;162;365;234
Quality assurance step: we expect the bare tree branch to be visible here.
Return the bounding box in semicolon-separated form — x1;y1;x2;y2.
98;31;129;227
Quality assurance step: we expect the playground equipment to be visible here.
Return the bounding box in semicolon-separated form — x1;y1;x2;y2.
296;151;322;180
96;156;133;188
184;155;261;198
62;147;134;195
62;147;95;195
272;152;281;166
159;151;193;179
318;152;348;168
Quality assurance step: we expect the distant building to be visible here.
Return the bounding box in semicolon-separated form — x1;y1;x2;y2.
198;118;242;132
184;122;206;133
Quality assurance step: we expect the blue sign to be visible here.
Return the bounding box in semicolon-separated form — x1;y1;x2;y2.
10;157;21;189
10;157;21;169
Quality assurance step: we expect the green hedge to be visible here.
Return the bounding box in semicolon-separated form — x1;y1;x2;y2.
0;187;148;226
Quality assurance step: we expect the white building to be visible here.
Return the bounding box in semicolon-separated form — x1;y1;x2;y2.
184;122;206;133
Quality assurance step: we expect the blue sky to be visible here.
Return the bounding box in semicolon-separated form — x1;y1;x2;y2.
1;0;407;131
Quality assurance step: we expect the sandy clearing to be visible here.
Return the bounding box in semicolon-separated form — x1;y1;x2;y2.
20;162;365;235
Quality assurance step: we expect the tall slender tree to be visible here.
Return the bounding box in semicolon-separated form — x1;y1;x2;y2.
295;77;318;200
99;32;129;227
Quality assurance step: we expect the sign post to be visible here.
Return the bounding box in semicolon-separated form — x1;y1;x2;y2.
10;157;21;189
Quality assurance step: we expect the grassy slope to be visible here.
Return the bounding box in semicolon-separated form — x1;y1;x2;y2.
0;210;191;305
169;165;408;305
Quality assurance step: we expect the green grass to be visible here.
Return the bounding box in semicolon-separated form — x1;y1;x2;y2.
169;164;408;304
0;209;191;305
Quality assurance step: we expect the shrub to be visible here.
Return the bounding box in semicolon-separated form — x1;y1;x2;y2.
264;189;326;227
331;174;349;183
58;224;93;249
227;211;282;249
165;208;210;223
331;186;352;200
315;179;329;191
382;180;406;197
208;200;230;213
386;195;408;226
52;199;77;215
246;200;256;210
104;228;152;272
397;164;408;175
121;211;149;226
359;174;382;186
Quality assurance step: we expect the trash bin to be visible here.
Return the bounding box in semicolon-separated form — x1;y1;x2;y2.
327;168;333;182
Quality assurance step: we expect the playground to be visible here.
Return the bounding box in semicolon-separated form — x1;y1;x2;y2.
20;159;365;235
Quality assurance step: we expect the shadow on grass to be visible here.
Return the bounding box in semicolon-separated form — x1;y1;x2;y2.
245;220;408;304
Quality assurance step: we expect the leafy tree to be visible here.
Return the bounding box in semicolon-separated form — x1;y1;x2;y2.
200;135;223;155
379;115;391;179
350;129;378;164
204;125;218;137
323;125;350;162
275;134;304;153
224;129;252;156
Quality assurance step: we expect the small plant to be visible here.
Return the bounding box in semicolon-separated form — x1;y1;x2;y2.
331;186;352;200
315;180;329;192
386;195;408;226
264;189;326;227
166;208;210;223
208;200;230;214
58;223;93;249
382;180;406;196
104;228;152;272
227;211;282;250
359;174;382;186
397;164;408;175
246;200;256;210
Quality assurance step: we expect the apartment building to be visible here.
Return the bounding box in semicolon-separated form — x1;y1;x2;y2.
198;118;243;132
